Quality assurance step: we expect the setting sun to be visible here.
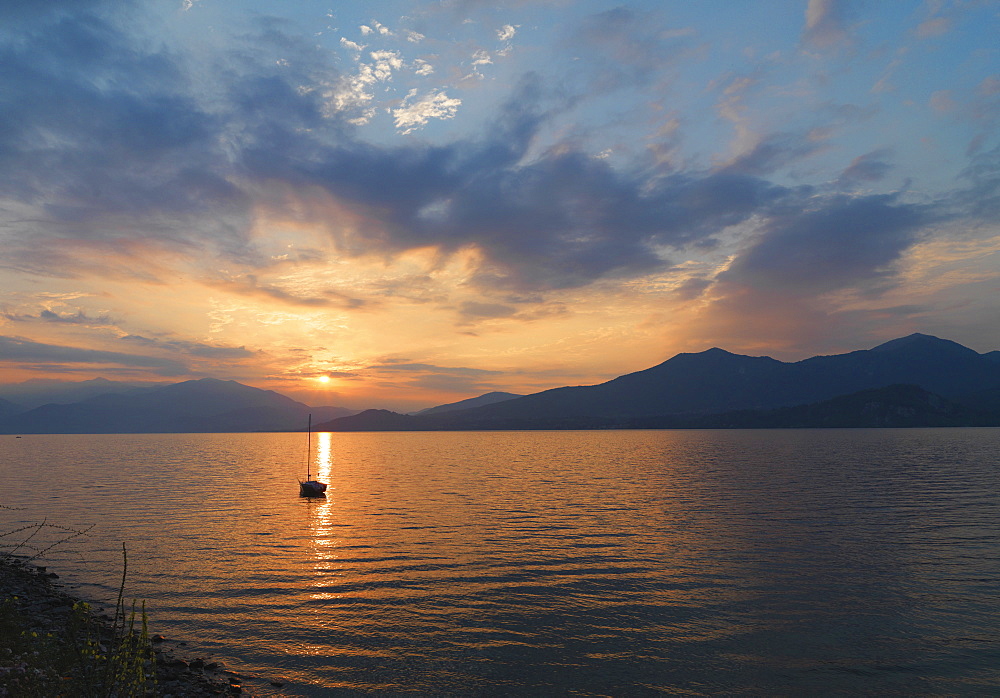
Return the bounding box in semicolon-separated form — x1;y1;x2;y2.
316;375;332;384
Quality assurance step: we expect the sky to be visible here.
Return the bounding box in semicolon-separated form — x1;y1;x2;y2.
1;0;998;411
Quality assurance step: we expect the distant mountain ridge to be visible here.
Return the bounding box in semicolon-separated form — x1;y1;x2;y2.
315;333;1000;431
0;378;356;434
0;377;161;410
2;334;998;434
413;391;522;416
659;384;995;429
0;397;24;420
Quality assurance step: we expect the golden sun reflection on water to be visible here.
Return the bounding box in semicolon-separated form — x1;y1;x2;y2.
306;431;345;605
314;431;334;484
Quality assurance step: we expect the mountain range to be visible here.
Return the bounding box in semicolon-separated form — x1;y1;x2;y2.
413;391;523;416
0;378;355;434
0;377;164;410
314;333;1000;431
1;333;998;434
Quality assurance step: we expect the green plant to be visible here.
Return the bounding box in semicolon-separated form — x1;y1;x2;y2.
1;530;157;697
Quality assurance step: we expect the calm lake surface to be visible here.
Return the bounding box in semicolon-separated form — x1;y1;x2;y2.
2;429;999;695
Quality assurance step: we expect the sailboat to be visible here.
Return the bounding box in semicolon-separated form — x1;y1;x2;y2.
298;414;328;497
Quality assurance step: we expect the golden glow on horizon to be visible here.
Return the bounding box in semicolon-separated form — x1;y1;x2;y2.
5;215;999;410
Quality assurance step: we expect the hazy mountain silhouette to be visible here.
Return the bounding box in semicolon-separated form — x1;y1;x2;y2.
324;409;421;431
315;333;1000;431
953;386;1000;414
0;397;24;420
0;377;160;410
4;334;998;434
657;384;993;429
0;378;355;434
413;391;522;416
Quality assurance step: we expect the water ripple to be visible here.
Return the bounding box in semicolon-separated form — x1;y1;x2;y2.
3;429;1000;695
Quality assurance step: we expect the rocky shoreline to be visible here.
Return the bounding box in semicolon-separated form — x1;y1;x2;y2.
0;554;257;696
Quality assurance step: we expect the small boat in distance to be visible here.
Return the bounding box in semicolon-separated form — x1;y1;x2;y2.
298;414;328;498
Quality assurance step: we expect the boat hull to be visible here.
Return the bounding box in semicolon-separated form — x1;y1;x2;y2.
299;480;328;497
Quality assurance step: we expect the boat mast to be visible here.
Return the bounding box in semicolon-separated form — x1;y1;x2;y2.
306;413;312;481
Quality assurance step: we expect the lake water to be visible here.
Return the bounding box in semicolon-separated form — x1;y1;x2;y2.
2;429;999;695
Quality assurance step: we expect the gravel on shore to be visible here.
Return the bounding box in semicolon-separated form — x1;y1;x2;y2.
0;554;253;696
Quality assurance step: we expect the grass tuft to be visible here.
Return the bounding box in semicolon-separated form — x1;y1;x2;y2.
2;521;157;697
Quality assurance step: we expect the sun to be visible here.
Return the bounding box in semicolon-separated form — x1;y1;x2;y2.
316;375;332;384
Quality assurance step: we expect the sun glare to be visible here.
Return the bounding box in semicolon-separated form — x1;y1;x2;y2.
316;375;332;384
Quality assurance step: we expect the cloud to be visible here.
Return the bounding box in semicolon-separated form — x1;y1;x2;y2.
0;5;826;301
673;277;712;301
41;309;115;325
119;334;254;359
929;90;956;113
2;308;117;326
497;24;516;42
364;360;505;397
458;301;517;320
802;0;852;50
871;49;907;93
839;149;893;183
958;144;1000;219
0;335;188;375
340;37;365;52
915;16;951;38
719;193;933;296
471;49;492;66
204;276;367;309
570;6;694;91
721;131;829;176
324;49;404;122
0;0;987;363
392;89;462;134
979;76;1000;97
0;1;943;318
245;68;805;293
0;8;254;263
0;0;105;22
686;192;940;353
372;362;501;376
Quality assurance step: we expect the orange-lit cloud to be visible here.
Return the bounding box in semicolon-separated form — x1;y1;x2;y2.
1;0;998;410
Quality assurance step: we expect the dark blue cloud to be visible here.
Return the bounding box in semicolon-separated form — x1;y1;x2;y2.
839;149;894;183
959;144;1000;219
0;5;249;262
721;132;829;177
719;193;934;295
0;335;187;375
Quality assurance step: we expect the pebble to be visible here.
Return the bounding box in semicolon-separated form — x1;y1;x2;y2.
0;554;245;696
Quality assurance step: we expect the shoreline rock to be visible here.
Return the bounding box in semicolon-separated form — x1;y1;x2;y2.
0;554;246;696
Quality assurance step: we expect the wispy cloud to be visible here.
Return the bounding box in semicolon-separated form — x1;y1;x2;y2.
0;335;188;375
3;309;117;326
119;334;254;359
204;275;368;309
801;0;853;50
